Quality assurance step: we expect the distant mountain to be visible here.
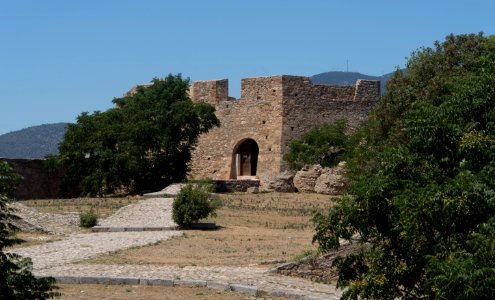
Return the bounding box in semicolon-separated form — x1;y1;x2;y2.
0;123;68;159
310;71;399;94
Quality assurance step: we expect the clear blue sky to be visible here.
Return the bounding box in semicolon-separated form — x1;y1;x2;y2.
1;0;493;135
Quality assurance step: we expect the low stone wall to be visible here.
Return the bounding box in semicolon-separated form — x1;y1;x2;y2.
0;158;64;200
214;180;260;192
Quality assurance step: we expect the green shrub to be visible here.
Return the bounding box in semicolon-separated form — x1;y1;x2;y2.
283;120;348;170
293;250;315;261
79;210;98;228
172;181;219;227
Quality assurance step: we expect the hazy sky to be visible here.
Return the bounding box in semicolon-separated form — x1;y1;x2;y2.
1;0;493;135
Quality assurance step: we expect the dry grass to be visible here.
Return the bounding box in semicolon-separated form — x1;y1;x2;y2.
17;192;335;298
12;232;63;248
83;192;335;267
20;197;142;219
56;284;291;300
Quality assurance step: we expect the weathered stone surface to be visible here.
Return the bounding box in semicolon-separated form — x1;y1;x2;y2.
260;171;295;192
140;278;173;286
293;165;322;193
230;283;258;295
314;162;348;195
174;279;207;287
214;180;259;192
206;281;230;290
246;186;259;193
272;241;357;282
188;76;379;182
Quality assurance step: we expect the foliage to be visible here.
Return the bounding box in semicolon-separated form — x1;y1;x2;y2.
79;209;98;228
172;180;219;227
284;120;348;170
0;161;59;299
313;33;495;299
56;74;220;196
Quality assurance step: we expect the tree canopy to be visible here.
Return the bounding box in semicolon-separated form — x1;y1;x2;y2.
283;120;348;170
313;33;495;299
57;74;220;196
0;161;59;299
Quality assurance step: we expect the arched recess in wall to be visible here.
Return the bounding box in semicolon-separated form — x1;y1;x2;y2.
230;138;259;179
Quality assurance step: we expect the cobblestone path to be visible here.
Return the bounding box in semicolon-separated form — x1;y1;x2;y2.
10;197;342;299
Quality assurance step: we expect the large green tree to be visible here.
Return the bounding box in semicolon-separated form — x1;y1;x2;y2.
0;162;59;299
313;33;495;299
57;74;219;196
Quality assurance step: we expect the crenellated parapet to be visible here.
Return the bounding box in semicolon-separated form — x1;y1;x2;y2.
188;74;380;181
189;75;380;105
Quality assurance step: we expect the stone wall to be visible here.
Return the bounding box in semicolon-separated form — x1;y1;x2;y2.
280;76;378;169
188;79;229;105
354;79;381;101
1;158;64;200
189;75;380;180
214;180;260;193
189;76;286;180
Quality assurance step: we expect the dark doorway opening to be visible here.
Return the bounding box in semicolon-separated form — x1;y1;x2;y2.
233;139;259;178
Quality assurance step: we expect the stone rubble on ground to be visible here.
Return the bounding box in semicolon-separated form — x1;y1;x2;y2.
314;161;348;195
293;165;322;193
294;162;348;194
260;170;296;192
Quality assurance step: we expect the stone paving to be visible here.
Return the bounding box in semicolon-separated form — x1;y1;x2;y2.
95;197;176;229
10;197;342;299
11;231;182;269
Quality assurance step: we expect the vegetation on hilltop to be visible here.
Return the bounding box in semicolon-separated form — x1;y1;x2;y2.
53;74;220;196
0;123;68;159
310;71;398;94
313;33;495;299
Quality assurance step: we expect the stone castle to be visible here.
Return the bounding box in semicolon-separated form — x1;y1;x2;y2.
1;75;380;199
188;75;380;182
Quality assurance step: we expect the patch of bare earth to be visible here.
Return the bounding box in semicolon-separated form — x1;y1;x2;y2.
83;193;335;267
12;232;63;248
56;284;290;300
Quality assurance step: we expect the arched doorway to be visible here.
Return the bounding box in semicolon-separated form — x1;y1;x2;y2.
232;139;259;178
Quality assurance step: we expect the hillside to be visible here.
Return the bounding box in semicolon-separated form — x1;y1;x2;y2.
310;71;398;94
0;123;68;159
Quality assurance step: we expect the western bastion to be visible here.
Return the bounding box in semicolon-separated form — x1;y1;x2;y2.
188;75;380;182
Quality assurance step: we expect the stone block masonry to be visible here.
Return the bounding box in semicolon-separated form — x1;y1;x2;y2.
189;75;380;181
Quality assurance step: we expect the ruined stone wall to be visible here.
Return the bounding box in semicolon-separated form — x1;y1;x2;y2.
280;77;379;170
189;75;380;180
354;79;381;101
189;76;286;180
189;79;229;106
0;158;64;200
